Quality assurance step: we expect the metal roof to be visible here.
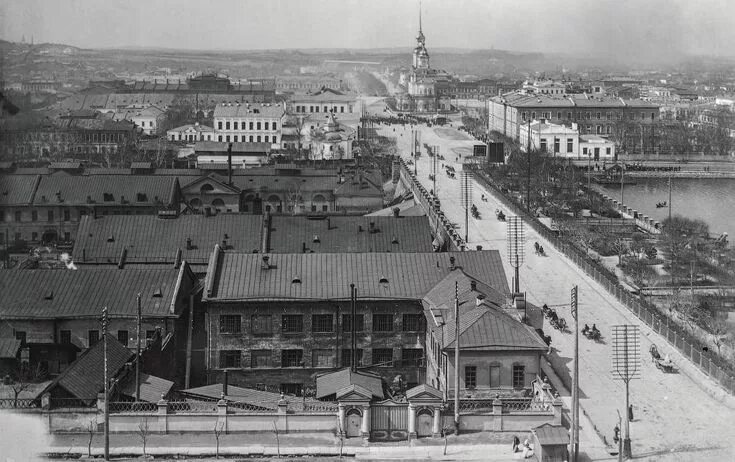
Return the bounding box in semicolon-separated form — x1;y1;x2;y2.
0;175;40;205
268;216;433;253
75;214;263;266
213;103;285;118
0;267;187;319
194;141;272;154
119;372;174;403
533;423;570;445
315;368;383;399
204;250;508;302
45;334;132;402
0;338;22;359
34;174;180;207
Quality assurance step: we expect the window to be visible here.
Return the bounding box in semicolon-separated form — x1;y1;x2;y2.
47;210;54;222
220;350;241;368
225;121;230;130
596;112;601;120
341;349;364;367
272;122;277;130
585;112;591;120
521;112;527;121
218;135;223;142
556;111;561;119
218;121;222;130
539;139;547;152
251;314;272;335
566;112;572;120
489;365;501;387
401;348;423;367
606;112;612;120
249;122;253;130
145;330;157;341
606;147;612;156
583;147;588;156
373;348;393;367
512;364;526;388
651;112;655;121
14;331;26;345
312;349;335;368
553;138;560;153
465;366;477;389
264;122;269;130
226;135;230;142
32;211;38;221
220;315;241;334
567;138;574;153
117;330;129;347
281;349;303;367
402;313;425;332
137;193;148;202
280;383;303;396
342;314;364;332
373;314;393;332
103;193;114;202
257;136;261;142
312;314;333;333
63;210;70;221
256;122;261;130
282;315;303;333
60;330;71;345
15;211;21;222
233;135;238;142
264;135;269;143
249;136;254;142
233;121;238;130
250;350;271;368
531;111;536;120
88;330;100;346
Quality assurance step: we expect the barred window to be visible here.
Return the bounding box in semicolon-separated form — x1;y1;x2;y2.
312;349;335;368
342;314;364;332
60;330;71;345
373;314;393;332
281;349;303;367
282;315;303;333
465;366;477;389
401;348;424;367
341;349;364;367
512;364;526;388
250;350;271;368
372;348;393;367
219;315;241;334
312;314;333;333
402;313;425;332
251;315;272;335
88;330;100;346
220;350;241;368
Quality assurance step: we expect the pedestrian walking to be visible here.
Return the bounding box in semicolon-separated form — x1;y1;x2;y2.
628;404;634;422
512;435;520;452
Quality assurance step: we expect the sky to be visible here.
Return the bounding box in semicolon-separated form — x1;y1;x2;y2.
1;0;734;58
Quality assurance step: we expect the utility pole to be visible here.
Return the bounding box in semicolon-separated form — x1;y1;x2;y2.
571;286;580;462
136;293;141;401
453;281;460;434
668;175;672;223
620;163;625;207
612;325;641;460
350;284;357;372
102;306;110;462
527;119;531;212
432;145;439;196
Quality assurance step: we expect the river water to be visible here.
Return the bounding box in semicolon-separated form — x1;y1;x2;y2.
598;177;735;237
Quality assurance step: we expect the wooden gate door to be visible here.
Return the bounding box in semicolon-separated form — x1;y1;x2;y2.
346;409;362;438
370;401;408;441
417;408;434;437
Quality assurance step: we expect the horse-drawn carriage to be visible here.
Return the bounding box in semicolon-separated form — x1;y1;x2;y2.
649;344;675;372
542;304;567;331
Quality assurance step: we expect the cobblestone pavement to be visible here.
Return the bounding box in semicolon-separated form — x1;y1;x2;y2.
377;119;735;461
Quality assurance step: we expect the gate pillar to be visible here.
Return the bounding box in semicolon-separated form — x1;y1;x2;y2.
432;406;442;437
408;403;417;440
361;404;371;439
338;404;346;437
405;384;444;439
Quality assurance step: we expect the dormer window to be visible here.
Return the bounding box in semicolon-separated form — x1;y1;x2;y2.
103;193;114;202
379;276;389;284
152;288;163;298
137;193;147;202
292;276;302;284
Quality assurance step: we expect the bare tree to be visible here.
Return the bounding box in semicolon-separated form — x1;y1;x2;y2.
137;418;150;456
335;416;345;459
10;363;43;408
705;317;731;355
272;420;281;458
213;421;225;459
608;235;630;266
293;114;310;159
86;417;98;457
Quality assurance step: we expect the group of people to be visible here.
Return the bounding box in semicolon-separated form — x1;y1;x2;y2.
582;323;600;338
534;241;545;256
512;435;533;458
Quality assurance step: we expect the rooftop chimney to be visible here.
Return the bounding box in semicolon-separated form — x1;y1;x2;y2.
261;255;270;270
476;294;486;307
470;280;477;291
449;256;456;270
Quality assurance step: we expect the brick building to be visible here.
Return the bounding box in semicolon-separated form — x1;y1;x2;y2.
201;249;509;395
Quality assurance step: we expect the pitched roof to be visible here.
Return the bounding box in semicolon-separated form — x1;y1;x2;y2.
0;175;40;205
33;174;179;206
180;383;323;409
213;102;285;118
0;267;187;319
45;334;133;401
204;251;508;302
0;338;22;359
119;372;174;403
75;215;263;266
194;141;271;154
533;423;569;445
267;216;433;253
315;368;383;399
441;304;548;351
423;270;507;314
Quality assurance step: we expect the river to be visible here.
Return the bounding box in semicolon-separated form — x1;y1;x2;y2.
598;177;735;237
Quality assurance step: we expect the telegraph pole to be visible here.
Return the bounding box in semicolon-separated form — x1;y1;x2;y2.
571;286;579;462
102;306;110;462
527;119;531;212
350;284;357;372
453;281;460;434
668;175;672;223
135;293;141;401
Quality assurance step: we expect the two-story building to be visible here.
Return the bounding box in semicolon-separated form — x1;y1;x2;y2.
167;123;215;142
201;250;511;396
289;88;358;116
213;102;286;149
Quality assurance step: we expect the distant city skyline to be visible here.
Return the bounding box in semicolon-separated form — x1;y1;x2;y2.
1;0;734;60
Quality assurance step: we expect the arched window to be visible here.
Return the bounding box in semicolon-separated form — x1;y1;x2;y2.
200;184;214;194
190;198;202;211
212;198;225;211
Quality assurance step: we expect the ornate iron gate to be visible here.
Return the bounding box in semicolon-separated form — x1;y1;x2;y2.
370;400;408;441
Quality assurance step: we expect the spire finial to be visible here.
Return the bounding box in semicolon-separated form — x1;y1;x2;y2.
419;0;422;34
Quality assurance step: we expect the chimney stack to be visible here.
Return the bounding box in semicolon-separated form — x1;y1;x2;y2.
186;237;192;250
476;294;486;307
223;370;229;396
449;256;456;270
470;280;477;291
261;255;270;270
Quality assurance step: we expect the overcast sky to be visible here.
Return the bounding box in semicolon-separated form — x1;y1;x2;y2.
1;0;734;58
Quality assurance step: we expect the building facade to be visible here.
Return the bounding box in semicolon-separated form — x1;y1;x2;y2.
213;102;286;149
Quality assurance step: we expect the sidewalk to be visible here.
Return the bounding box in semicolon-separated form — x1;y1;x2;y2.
44;431;545;461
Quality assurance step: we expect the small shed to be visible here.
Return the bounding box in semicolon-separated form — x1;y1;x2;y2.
531;423;569;462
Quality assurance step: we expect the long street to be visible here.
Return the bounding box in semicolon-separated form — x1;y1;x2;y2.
375;117;735;461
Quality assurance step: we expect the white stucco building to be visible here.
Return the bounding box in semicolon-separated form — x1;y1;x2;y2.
167;122;215;142
213;102;286;149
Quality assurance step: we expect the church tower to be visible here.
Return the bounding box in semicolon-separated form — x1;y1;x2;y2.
412;2;430;70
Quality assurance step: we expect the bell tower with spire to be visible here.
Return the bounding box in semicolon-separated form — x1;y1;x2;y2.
412;1;430;70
